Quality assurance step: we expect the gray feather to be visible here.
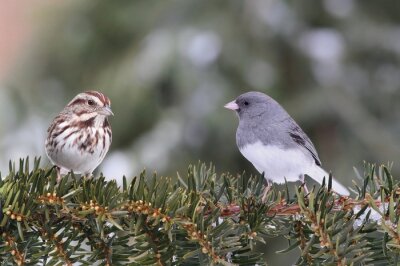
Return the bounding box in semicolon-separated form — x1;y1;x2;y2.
228;91;349;196
287;122;321;166
234;91;321;165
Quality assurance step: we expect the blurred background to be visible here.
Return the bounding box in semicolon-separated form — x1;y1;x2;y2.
1;0;400;264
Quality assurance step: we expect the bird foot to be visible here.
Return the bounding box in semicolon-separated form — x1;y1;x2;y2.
301;182;309;195
261;185;271;202
83;174;93;180
299;174;309;195
56;166;62;183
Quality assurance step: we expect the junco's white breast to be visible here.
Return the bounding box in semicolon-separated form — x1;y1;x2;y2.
239;141;315;183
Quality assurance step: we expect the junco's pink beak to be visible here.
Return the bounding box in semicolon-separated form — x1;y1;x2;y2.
224;100;239;110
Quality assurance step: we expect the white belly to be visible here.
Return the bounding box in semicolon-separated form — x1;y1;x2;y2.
47;127;111;175
239;141;316;183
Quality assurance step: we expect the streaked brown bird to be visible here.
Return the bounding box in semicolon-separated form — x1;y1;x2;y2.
45;91;113;180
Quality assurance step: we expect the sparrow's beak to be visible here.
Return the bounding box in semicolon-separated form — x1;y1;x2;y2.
224;100;239;110
99;105;114;116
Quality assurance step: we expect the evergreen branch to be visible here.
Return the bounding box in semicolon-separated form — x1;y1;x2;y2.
2;232;25;265
0;157;399;265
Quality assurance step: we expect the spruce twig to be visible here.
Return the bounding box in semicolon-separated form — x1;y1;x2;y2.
0;158;399;265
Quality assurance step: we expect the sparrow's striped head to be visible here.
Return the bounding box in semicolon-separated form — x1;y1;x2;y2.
66;91;113;117
83;91;111;107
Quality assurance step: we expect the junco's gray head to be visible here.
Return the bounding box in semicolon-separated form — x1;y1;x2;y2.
224;91;288;122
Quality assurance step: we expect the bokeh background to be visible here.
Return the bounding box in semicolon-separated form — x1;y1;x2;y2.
1;1;400;264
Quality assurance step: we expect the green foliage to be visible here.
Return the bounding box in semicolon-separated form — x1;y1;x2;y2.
0;158;399;265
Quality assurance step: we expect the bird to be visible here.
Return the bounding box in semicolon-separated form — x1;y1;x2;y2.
224;91;349;198
45;91;113;180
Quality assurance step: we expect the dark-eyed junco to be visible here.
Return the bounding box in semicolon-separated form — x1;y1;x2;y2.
225;91;349;197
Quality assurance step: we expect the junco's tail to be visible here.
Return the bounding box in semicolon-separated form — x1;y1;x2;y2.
309;166;350;196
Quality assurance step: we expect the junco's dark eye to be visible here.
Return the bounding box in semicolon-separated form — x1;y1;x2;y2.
87;99;95;106
244;101;249;106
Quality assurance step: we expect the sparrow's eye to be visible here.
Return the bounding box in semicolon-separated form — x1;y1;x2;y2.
244;101;249;106
87;99;95;106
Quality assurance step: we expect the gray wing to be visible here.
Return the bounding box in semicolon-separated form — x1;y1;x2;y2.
237;110;322;166
288;123;322;166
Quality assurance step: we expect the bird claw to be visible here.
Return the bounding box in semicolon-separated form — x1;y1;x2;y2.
56;166;62;183
83;174;93;180
300;182;309;195
261;185;271;202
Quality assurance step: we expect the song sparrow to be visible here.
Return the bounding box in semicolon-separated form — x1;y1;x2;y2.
45;91;113;180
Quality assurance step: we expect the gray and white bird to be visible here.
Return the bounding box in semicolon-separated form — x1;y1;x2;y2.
225;91;349;197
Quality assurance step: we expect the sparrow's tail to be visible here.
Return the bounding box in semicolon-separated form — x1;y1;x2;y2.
308;166;350;196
